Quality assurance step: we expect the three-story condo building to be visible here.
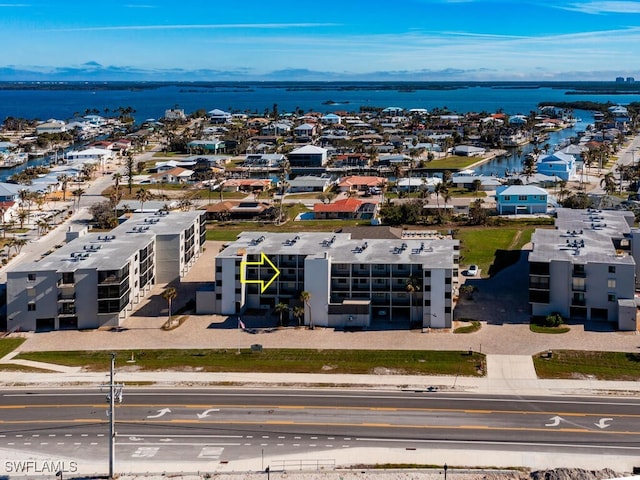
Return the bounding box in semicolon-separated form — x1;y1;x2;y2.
529;208;638;330
6;210;206;331
214;232;460;329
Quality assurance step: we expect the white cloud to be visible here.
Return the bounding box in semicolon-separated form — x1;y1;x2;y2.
559;1;640;14
49;22;340;32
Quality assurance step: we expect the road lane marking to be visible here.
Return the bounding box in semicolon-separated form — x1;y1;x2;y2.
198;447;223;459
357;437;640;451
118;442;241;446
132;447;159;458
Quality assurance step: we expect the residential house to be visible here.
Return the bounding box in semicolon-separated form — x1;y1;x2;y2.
36;120;67;135
286;176;332;193
294;123;317;139
208;109;232;124
222;179;272;193
187;139;226;153
287;145;329;168
453;145;486;157
164;109;186;121
200;201;275;221
320;113;342;125
495;185;548;215
149;167;194;184
536;151;577;181
337;176;387;193
313;198;378;220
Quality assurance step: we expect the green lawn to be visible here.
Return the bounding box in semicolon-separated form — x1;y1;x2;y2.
421;156;483;170
534;350;640;380
0;338;25;358
456;227;535;277
16;349;485;376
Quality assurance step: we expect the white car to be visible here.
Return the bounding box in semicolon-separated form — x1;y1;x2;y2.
465;265;478;276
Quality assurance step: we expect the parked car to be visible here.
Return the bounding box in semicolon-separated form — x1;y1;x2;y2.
465;264;478;276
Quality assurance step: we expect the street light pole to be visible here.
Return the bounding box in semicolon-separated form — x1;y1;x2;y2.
109;353;115;480
106;352;124;480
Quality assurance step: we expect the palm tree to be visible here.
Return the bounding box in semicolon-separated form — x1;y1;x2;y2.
275;302;289;327
299;290;313;329
112;172;123;194
8;237;27;255
135;188;153;213
71;188;86;211
405;275;422;328
600;172;617;196
292;306;305;327
36;218;50;236
16;209;29;229
472;178;482;197
162;287;177;325
57;174;70;201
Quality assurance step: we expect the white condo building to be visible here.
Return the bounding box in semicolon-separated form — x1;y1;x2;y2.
529;208;639;330
6;210;206;331
214;232;460;329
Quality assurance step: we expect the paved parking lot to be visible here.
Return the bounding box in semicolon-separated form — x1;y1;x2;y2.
14;241;640;357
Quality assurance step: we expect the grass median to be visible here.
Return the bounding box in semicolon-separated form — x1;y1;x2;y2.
15;349;485;376
534;350;640;380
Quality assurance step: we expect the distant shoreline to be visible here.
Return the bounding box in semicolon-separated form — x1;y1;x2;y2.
0;80;639;96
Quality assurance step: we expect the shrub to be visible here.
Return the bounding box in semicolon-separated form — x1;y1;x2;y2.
544;312;564;327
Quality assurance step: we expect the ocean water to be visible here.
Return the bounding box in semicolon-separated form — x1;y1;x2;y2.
1;82;639;123
0;82;635;179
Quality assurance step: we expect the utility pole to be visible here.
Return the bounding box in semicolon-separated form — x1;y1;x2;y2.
105;352;124;480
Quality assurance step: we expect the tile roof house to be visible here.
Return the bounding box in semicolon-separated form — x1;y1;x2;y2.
314;198;378;220
337;176;387;192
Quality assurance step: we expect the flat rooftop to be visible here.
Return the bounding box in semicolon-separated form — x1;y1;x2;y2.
530;208;635;265
218;232;459;268
8;210;203;274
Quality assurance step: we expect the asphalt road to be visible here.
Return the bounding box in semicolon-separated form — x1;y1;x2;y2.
2;388;640;475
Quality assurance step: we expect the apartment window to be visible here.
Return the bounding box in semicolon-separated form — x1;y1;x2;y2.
216;294;221;300
445;306;451;313
61;272;74;284
28;273;36;282
608;266;616;274
374;264;386;271
424;299;431;306
235;288;241;294
573;264;586;277
216;266;222;273
27;302;36;311
608;294;616;302
518;195;527;201
608;279;616;289
337;278;347;284
504;195;511;201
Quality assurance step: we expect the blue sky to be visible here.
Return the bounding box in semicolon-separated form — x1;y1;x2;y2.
1;0;640;80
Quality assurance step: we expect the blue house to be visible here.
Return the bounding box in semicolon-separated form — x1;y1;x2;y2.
536;151;576;181
495;185;548;215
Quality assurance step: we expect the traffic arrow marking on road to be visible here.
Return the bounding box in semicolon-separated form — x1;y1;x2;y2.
240;252;280;293
146;408;171;419
545;415;564;427
129;436;143;441
159;438;173;442
197;408;220;419
595;418;613;429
